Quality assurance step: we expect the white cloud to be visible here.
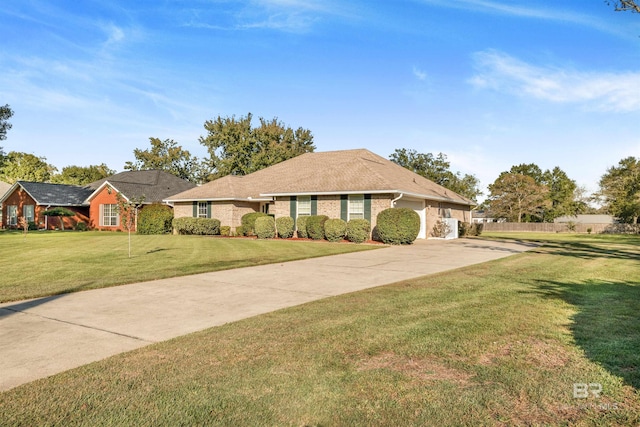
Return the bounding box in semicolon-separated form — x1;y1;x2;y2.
469;50;640;112
412;66;427;81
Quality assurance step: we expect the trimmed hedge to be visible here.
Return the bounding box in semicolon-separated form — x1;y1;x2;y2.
241;212;268;236
306;215;329;240
255;216;276;239
324;218;347;242
172;217;221;235
296;216;309;238
276;216;295;239
346;219;371;243
376;208;420;245
220;226;231;237
137;203;174;235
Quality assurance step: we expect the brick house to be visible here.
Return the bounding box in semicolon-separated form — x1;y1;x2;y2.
1;170;195;231
165;149;475;239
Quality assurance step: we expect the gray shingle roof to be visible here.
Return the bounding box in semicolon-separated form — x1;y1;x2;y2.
88;170;196;203
166;149;474;205
17;181;94;206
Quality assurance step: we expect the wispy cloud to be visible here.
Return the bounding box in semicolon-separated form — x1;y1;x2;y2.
412;66;427;81
469;50;640;112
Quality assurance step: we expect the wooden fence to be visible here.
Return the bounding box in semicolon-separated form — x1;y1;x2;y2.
481;222;617;234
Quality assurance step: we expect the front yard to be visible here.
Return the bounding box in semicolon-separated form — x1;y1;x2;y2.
0;231;379;303
1;233;639;425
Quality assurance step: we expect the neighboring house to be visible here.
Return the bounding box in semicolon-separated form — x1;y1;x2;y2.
0;170;195;231
553;214;615;224
165;149;475;239
0;181;11;228
471;209;506;223
0;181;93;230
86;170;195;231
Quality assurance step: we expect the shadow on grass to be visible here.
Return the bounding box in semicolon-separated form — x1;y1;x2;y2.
532;279;640;390
531;241;640;261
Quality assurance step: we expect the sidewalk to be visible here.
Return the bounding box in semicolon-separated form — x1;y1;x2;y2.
0;238;536;391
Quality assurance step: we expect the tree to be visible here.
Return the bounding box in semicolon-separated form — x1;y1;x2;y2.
125;138;202;183
42;207;75;231
607;1;640;13
541;167;582;221
487;173;550;223
598;157;640;224
0;104;13;160
0;151;57;184
390;148;482;201
114;192;145;258
52;164;115;185
199;113;315;180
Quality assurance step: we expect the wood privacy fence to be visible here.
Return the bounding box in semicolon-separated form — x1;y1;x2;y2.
481;222;618;234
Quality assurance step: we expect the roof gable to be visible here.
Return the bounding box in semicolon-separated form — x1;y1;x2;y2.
87;170;196;203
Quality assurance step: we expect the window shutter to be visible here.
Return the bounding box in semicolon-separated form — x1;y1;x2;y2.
311;195;317;215
364;194;372;222
340;195;348;221
207;202;212;219
289;196;297;227
192;201;197;217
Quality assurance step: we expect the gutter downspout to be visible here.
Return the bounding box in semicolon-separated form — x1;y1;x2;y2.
391;193;403;207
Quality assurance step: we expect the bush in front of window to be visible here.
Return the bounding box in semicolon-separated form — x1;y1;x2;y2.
306;215;329;240
137;203;174;235
255;216;276;239
376;208;420;245
346;219;371;243
324;218;347;242
75;222;88;231
276;216;294;239
172;217;221;235
296;216;309;238
241;212;269;236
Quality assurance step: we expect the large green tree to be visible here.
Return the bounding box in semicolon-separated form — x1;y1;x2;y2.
52;164;115;185
0;151;57;184
389;148;482;201
199;113;315;180
598;157;640;224
541;167;582;221
0;104;13;161
125;137;202;183
487;173;550;223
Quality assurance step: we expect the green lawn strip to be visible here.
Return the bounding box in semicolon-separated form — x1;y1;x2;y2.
0;231;379;303
2;235;639;425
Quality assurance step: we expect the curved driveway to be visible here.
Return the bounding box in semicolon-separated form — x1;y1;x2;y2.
0;238;536;391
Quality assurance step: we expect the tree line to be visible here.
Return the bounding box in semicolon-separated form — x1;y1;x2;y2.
1;105;639;225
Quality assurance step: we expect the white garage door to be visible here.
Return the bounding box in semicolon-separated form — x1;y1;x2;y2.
395;199;426;239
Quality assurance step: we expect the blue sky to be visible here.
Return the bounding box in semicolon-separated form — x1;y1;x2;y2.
1;1;639;199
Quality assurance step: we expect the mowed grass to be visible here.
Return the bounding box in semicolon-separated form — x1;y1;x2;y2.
1;233;639;425
0;231;378;303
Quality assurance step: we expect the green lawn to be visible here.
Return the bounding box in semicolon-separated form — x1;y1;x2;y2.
1;233;639;425
0;231;379;303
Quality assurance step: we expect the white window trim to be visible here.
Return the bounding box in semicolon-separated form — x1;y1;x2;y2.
197;201;208;218
348;194;365;221
297;195;311;217
23;205;35;223
100;204;119;227
7;205;18;226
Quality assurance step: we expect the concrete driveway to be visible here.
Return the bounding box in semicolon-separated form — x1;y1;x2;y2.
0;238;536;391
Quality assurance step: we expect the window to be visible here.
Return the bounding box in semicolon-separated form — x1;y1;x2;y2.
101;204;119;227
23;205;35;223
7;205;18;226
197;202;208;218
348;195;364;220
297;195;311;216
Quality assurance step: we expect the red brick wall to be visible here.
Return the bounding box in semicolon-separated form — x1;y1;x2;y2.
89;186;136;231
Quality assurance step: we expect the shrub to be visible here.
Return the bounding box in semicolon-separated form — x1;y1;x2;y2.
137;203;174;235
432;219;452;238
587;227;593;235
376;208;420;245
241;212;269;236
276;216;295;239
28;221;38;231
75;221;88;232
172;217;221;235
324;218;347;242
346;219;371;243
296;216;309;238
220;226;231;237
472;223;483;236
306;215;329;240
255;216;276;239
236;225;247;236
458;221;471;237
